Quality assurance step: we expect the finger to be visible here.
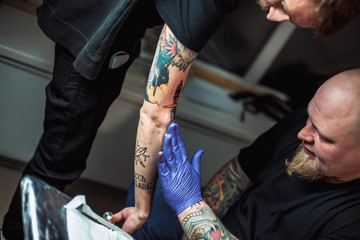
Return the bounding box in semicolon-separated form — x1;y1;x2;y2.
112;210;126;223
156;151;169;177
174;123;187;161
162;133;172;157
191;149;204;175
121;220;138;236
171;131;182;168
167;123;177;135
163;133;176;171
156;151;164;164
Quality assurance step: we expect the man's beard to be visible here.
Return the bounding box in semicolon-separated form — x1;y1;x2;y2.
285;144;323;181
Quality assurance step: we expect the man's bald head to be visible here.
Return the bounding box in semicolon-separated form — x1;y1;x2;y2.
314;68;360;141
293;68;360;183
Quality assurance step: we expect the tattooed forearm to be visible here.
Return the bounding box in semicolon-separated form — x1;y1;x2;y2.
145;24;197;105
203;157;251;219
163;80;183;121
135;140;150;168
189;202;202;210
181;203;238;240
181;210;203;229
134;173;152;190
161;25;196;72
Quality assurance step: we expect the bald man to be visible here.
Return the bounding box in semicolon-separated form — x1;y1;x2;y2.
287;69;360;184
150;68;360;240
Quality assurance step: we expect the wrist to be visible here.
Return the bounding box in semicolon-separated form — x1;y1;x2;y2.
135;206;151;220
176;198;204;216
177;200;207;222
135;190;153;220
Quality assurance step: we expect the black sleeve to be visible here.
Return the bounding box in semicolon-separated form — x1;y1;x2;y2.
238;108;308;182
155;0;239;52
318;221;360;240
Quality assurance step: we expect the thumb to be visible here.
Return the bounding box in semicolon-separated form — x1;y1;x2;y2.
112;209;127;224
191;149;204;175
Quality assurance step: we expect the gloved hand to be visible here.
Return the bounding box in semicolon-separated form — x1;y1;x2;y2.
157;123;204;215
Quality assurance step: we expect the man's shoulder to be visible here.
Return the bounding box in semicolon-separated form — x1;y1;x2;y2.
321;220;360;239
279;108;308;129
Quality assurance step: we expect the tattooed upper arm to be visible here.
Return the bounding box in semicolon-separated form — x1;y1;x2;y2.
203;156;251;219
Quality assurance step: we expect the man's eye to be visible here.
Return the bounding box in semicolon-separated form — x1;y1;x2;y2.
320;135;333;144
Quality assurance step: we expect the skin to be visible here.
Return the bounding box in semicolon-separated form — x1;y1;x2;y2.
178;69;360;239
297;68;360;183
112;24;198;234
258;0;319;28
107;0;357;233
178;157;251;239
110;26;360;237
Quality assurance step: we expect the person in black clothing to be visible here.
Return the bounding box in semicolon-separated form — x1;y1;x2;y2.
152;68;360;239
2;0;360;239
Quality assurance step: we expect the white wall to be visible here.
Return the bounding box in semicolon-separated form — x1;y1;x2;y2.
0;4;275;190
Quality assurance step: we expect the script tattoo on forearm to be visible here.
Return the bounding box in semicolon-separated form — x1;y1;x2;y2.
134;173;152;190
135;140;150;168
145;25;196;107
203;157;250;219
181;207;237;240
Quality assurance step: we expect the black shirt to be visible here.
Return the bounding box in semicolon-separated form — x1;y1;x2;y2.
37;0;239;79
222;109;360;239
156;0;239;52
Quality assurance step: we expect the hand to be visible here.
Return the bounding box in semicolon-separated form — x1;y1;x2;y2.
156;123;204;215
112;207;147;235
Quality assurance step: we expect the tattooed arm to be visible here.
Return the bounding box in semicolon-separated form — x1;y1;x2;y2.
203;157;252;219
113;24;198;234
179;158;249;240
179;201;238;240
157;124;238;240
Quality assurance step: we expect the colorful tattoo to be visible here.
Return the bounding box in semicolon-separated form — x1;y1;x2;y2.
181;210;204;229
203;168;226;210
145;41;170;105
135;140;150;168
145;25;196;107
182;207;237;240
203;158;250;219
162;32;194;71
164;80;183;121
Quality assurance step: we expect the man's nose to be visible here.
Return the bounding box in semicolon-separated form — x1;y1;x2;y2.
297;125;314;143
266;6;290;22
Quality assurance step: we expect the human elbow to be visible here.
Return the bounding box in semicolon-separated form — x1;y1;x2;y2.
139;104;172;130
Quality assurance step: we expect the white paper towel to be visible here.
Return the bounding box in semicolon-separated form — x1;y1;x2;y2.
64;195;133;240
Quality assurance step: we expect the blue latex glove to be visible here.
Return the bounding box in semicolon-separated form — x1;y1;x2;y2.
157;123;204;215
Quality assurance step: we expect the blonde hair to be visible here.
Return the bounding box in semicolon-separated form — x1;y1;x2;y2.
316;0;360;36
256;0;360;37
285;144;322;181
